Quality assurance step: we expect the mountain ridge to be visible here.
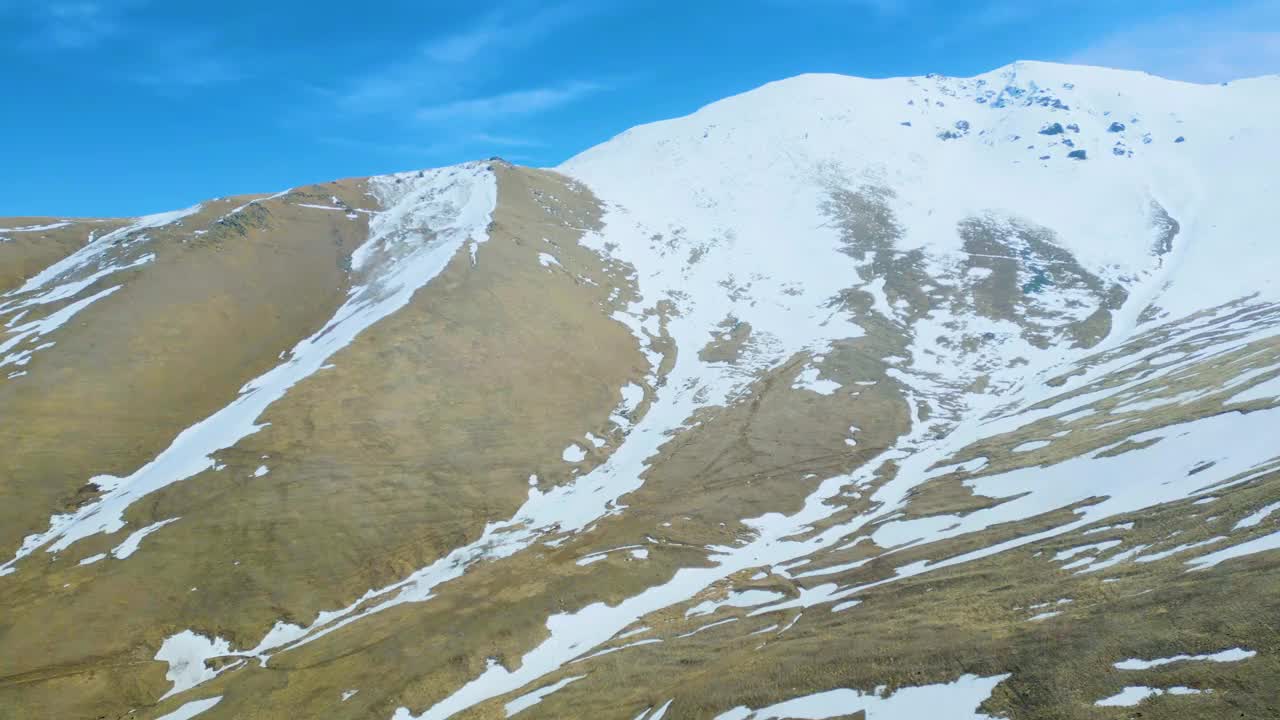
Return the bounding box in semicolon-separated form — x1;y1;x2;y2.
12;62;1280;226
1;62;1279;720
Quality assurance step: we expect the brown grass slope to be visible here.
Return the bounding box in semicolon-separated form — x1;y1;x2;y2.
1;166;1278;720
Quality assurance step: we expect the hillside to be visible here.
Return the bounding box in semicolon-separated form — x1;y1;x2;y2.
1;61;1279;719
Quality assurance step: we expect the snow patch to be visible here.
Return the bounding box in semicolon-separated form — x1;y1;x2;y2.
1096;686;1204;707
792;366;840;395
713;673;1010;719
562;444;587;463
156;631;236;699
503;674;583;717
1114;647;1255;670
156;696;223;720
111;517;181;560
686;589;786;617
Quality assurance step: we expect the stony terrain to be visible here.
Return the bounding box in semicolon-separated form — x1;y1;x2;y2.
1;62;1278;719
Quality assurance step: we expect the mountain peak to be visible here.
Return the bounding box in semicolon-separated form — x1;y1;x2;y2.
4;61;1280;720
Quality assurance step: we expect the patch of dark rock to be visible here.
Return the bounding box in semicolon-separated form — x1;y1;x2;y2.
1096;437;1163;458
1150;202;1180;259
1108;122;1126;133
1032;96;1069;110
1038;123;1065;136
1067;149;1088;160
1046;368;1086;387
1187;461;1216;476
62;482;103;511
1022;267;1053;294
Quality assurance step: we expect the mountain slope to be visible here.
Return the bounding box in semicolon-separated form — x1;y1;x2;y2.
1;62;1279;720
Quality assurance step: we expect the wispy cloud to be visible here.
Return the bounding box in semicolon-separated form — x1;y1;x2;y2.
1067;2;1280;83
469;133;547;148
317;134;460;159
428;3;589;64
296;4;612;167
915;0;1278;82
415;81;605;123
43;2;118;47
132;55;241;91
1;0;139;49
313;129;551;169
762;0;906;15
338;2;596;114
960;0;1040;29
2;1;243;92
924;0;1092;51
423;26;503;65
129;31;243;92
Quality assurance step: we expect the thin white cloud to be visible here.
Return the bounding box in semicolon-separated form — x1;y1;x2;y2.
339;3;596;113
415;81;605;122
44;2;117;47
1068;2;1280;83
926;0;1098;51
428;4;588;63
470;133;547;148
763;0;906;14
125;29;244;93
132;56;240;91
1;0;135;49
315;131;550;166
962;0;1038;29
424;26;503;65
2;1;242;92
317;134;460;158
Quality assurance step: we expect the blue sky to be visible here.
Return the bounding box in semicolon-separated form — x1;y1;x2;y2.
2;0;1277;217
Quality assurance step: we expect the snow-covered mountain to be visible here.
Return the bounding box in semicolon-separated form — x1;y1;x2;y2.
2;62;1279;720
